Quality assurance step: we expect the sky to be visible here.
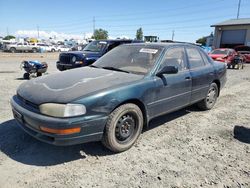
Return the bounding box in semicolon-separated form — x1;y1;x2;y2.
0;0;250;42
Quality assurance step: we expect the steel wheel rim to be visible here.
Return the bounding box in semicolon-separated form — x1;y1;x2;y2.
115;112;138;144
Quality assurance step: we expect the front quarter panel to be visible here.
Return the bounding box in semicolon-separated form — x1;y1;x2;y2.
72;78;156;119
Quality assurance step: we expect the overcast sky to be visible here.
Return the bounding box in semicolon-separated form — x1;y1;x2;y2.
0;0;250;41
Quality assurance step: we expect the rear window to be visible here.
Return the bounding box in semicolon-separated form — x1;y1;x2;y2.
186;48;206;69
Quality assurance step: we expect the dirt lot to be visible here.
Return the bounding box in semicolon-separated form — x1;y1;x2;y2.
0;52;249;188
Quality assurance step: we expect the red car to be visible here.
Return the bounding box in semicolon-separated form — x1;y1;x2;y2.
234;45;250;63
209;48;244;68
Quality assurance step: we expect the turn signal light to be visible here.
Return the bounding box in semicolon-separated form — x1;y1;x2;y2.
40;126;81;135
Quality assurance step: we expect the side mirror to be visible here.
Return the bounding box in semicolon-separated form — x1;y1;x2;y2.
156;66;178;76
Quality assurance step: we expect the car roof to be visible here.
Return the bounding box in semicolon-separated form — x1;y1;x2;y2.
123;42;200;49
95;39;134;42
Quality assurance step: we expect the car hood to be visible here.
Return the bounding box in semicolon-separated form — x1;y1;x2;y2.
17;67;143;105
209;54;226;59
63;51;101;58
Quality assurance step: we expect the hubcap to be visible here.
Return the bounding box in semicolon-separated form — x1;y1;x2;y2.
206;87;216;105
115;113;137;142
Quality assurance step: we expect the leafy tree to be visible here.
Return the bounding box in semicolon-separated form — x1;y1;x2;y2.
196;36;206;46
3;35;15;40
92;29;108;40
136;28;143;40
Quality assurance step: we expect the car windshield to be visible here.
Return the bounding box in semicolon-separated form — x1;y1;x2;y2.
211;49;229;55
93;45;164;75
84;41;107;52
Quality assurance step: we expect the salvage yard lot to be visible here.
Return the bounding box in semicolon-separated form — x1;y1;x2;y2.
0;52;249;188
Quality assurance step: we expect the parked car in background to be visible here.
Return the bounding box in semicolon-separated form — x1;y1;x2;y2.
56;45;70;52
208;48;244;68
6;42;40;53
35;43;57;52
234;45;250;63
11;43;226;152
56;39;143;71
70;44;87;51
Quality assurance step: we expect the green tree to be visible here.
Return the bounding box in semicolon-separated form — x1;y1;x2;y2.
196;36;206;46
92;28;108;40
3;35;15;40
136;28;143;40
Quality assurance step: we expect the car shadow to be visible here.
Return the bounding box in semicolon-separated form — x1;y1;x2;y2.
0;105;199;166
0;119;113;166
147;105;197;130
233;125;250;144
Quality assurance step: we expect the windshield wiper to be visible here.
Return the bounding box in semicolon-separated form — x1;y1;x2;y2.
101;66;130;73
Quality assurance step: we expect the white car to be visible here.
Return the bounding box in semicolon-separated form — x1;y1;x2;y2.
56;45;70;52
36;43;57;52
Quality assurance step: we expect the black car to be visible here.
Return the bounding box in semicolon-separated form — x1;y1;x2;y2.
11;43;227;152
56;39;142;71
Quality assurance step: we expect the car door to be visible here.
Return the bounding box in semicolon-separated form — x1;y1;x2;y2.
150;47;192;117
185;47;215;103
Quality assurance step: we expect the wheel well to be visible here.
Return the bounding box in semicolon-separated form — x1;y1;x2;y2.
115;99;148;129
213;80;221;96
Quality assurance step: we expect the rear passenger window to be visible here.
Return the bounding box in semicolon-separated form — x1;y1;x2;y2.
160;47;187;71
186;48;206;69
200;51;211;65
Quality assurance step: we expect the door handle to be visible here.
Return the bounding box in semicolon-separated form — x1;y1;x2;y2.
185;76;191;80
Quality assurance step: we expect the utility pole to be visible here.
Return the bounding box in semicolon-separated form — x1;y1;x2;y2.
237;0;241;19
171;30;175;41
37;25;40;39
93;16;95;34
6;27;9;36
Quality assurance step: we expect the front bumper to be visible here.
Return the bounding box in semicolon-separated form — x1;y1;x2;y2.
56;61;83;71
11;96;107;146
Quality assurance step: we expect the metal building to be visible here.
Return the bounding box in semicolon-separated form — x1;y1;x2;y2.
211;18;250;48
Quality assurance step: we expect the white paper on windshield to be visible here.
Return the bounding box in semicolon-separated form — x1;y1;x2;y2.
99;41;107;44
140;48;158;54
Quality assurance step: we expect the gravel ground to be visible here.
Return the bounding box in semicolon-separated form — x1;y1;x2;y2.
0;52;249;188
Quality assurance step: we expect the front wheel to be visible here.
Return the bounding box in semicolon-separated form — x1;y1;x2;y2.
197;83;218;110
102;103;143;152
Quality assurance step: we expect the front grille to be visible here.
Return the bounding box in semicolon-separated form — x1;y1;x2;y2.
17;94;39;110
59;54;72;64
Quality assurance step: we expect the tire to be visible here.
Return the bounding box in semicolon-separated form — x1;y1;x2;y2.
37;72;42;77
51;49;55;52
102;103;143;152
23;73;30;80
58;49;61;52
32;48;37;53
197;83;218;110
10;47;16;53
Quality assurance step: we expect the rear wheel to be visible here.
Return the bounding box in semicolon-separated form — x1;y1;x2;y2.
102;103;143;152
197;83;218;110
23;73;30;80
36;72;42;77
32;48;37;53
10;47;16;53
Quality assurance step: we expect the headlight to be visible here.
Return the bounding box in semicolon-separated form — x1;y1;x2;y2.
75;61;83;64
71;56;76;62
39;103;86;117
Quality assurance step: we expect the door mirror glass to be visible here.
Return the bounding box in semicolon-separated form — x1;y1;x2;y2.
156;66;178;76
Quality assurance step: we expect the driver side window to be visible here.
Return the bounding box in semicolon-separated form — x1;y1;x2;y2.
159;47;187;71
